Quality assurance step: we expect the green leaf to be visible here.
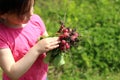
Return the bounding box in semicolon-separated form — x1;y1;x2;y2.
53;53;65;67
44;53;51;64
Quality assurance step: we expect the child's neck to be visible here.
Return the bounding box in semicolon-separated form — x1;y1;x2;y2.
6;23;24;28
2;20;25;28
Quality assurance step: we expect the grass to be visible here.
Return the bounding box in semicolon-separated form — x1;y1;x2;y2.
47;66;120;80
48;70;120;80
0;68;2;80
1;67;120;80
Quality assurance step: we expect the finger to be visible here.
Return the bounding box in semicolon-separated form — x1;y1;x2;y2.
47;37;59;43
49;37;59;41
53;37;59;40
45;44;59;52
49;41;60;46
49;45;59;50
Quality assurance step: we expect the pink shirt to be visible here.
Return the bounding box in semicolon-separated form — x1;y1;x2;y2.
0;14;48;80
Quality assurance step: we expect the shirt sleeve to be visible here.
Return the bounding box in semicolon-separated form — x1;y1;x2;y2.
0;34;9;48
30;14;46;35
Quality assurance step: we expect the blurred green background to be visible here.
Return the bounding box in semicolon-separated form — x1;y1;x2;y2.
1;0;120;80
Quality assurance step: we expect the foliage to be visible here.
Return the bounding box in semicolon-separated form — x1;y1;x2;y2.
34;0;120;79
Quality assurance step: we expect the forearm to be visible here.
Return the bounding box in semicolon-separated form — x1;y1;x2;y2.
0;37;59;80
0;46;41;80
10;31;48;79
10;49;39;79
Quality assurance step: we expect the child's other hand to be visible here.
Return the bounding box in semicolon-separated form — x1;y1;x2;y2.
35;37;60;54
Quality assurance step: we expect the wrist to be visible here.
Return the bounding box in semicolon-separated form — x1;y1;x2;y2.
31;44;43;56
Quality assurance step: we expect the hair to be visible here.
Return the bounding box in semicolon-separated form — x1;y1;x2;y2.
0;0;34;17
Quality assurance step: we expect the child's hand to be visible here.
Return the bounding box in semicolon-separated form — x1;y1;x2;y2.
35;37;60;54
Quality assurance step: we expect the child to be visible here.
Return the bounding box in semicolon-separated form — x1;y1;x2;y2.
0;0;60;80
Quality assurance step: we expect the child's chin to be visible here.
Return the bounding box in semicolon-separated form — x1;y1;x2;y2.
22;20;29;24
22;17;30;24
